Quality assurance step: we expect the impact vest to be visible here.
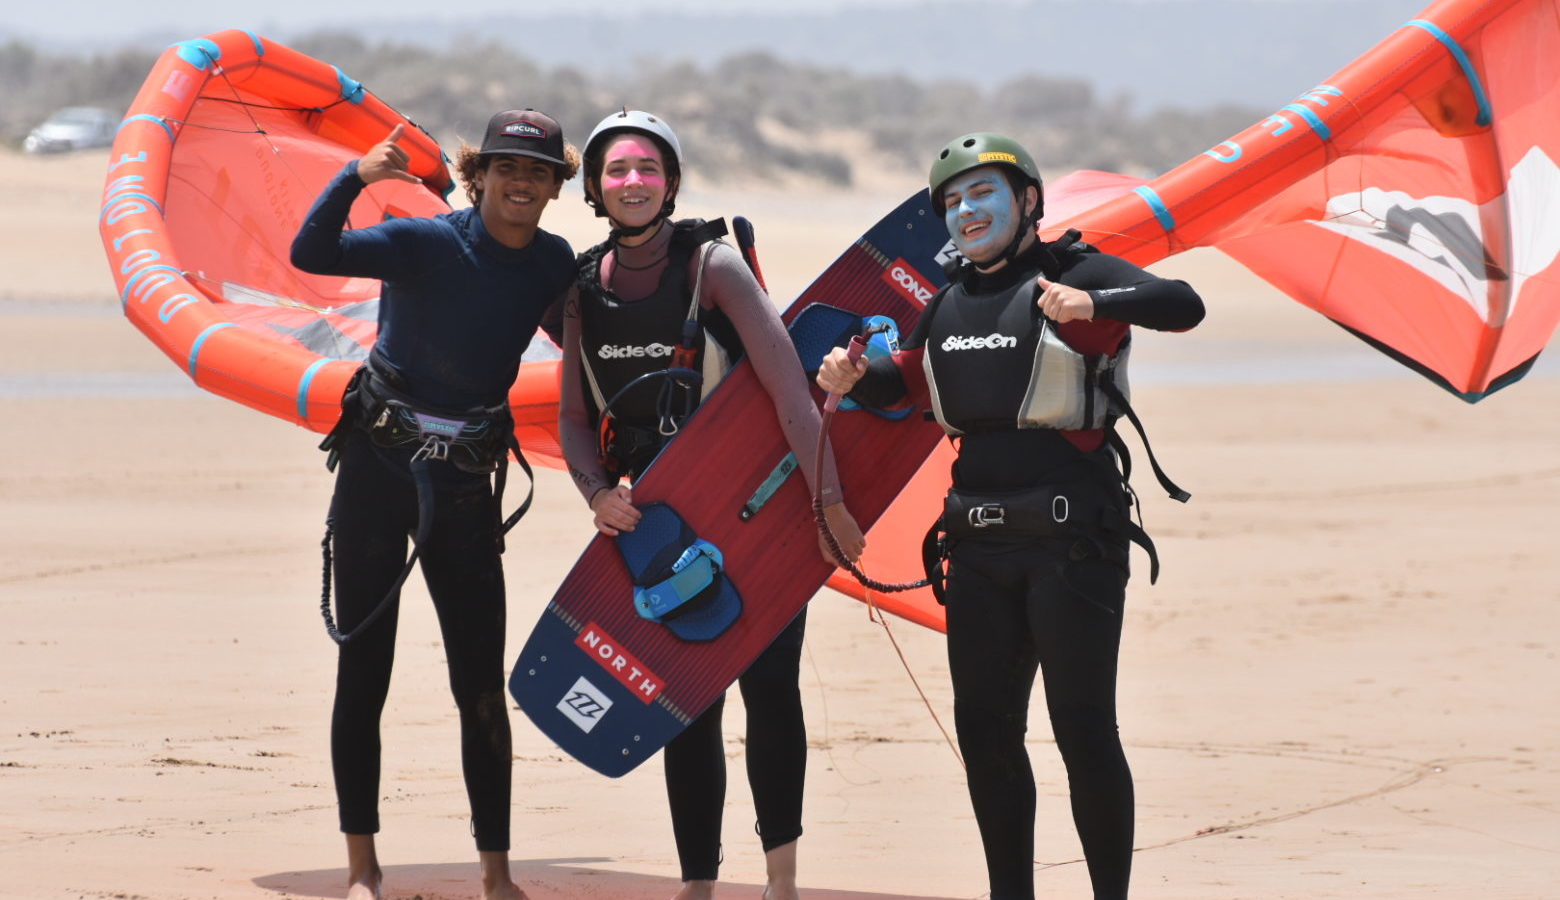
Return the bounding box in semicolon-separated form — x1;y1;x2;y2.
575;218;744;430
922;241;1129;436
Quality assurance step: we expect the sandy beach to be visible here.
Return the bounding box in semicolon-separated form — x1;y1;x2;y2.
2;145;1557;899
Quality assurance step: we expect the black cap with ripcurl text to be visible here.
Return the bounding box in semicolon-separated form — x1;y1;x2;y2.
478;109;567;166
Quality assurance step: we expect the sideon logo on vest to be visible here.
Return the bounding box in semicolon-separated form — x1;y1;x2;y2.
881;258;936;306
941;333;1019;351
598;342;675;360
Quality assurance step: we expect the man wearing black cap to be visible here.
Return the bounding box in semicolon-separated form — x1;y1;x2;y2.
291;109;579;900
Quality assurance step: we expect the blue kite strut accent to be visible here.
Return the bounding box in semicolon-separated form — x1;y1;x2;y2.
241;31;265;56
172;38;221;70
334;67;365;104
1133;186;1177;232
1405;19;1493;127
188;323;238;378
296;358;333;419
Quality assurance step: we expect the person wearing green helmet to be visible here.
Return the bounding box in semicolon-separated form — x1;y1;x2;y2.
818;132;1205;899
552;109;866;900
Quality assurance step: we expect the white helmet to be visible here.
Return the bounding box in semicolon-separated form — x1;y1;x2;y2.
582;109;683;222
583;108;683;174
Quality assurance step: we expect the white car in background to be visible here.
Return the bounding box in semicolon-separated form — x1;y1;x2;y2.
24;106;120;154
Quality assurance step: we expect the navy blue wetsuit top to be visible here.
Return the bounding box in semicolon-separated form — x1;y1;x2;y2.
290;161;574;410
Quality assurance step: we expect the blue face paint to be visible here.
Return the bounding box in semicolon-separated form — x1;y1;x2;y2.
942;167;1021;263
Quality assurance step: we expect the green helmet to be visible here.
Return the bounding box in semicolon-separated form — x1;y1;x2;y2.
928;132;1042;215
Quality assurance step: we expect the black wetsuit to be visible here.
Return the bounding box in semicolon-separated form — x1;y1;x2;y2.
291;162;574;850
850;239;1204;899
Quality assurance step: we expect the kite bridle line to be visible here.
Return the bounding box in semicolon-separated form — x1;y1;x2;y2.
188;41;424;234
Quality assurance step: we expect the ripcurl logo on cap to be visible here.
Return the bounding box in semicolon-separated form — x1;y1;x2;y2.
978;151;1019;165
502;121;547;139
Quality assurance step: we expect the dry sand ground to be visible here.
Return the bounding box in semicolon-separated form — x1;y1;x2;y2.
1;147;1558;899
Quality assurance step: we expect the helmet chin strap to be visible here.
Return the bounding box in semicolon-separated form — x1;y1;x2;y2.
608;216;664;240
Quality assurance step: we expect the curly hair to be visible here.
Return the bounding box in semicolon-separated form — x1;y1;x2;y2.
454;141;581;207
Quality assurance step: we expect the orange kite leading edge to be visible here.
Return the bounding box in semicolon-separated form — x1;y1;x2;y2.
99;31;569;467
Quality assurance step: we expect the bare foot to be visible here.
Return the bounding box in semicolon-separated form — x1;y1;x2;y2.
345;872;382;900
479;850;527;900
672;879;715;900
345;833;383;900
763;840;799;900
484;881;527;900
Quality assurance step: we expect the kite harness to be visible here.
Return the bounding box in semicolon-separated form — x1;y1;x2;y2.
315;353;534;644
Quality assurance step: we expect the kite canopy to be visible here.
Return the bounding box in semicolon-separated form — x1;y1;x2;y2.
827;0;1560;630
99;31;566;464
1040;0;1560;401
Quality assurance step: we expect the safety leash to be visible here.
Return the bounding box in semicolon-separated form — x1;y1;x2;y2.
812;327;930;593
810;332;961;765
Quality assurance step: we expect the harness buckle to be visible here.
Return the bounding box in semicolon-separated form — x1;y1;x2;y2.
1052;494;1070;523
412;436;451;462
968;504;1006;528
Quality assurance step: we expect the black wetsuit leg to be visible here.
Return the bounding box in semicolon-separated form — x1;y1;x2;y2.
944;534;1132;900
416;469;511;852
327;431;513;850
663;609;808;880
328;432;412;837
741;607;808;853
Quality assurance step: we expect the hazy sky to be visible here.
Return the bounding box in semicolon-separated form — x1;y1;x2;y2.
15;0;1434;47
17;0;888;43
16;0;1441;110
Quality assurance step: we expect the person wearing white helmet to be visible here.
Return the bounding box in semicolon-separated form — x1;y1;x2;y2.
553;108;866;900
817;132;1205;900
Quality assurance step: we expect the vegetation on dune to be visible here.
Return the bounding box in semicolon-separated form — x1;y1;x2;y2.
0;35;1261;184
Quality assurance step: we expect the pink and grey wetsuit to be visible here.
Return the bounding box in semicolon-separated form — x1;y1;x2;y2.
556;218;842;503
555;217;838;880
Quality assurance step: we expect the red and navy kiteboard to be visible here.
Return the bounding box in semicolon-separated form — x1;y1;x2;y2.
509;192;950;776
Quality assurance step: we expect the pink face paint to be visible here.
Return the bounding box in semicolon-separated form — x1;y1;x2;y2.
599;136;667;193
598;134;670;230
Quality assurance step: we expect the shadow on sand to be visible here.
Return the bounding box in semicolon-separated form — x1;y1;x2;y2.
254;857;964;899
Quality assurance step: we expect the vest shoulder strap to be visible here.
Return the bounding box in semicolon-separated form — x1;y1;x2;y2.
670;217;729;249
